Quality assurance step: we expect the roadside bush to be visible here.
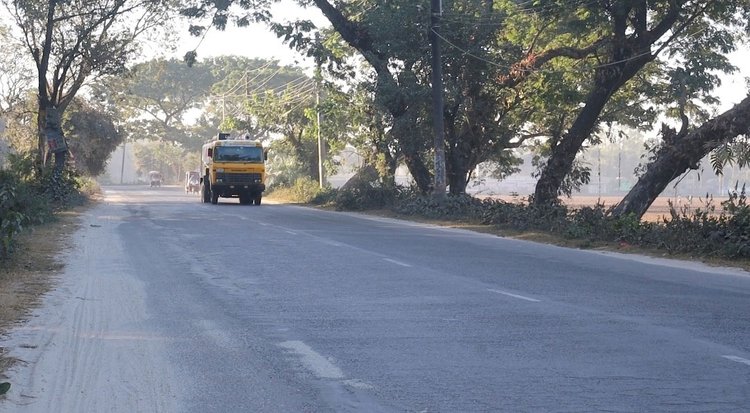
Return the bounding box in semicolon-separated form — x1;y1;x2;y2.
394;191;487;220
0;173;27;257
719;191;750;257
481;199;568;232
76;176;100;198
326;183;750;261
334;181;399;211
0;170;54;258
268;177;333;204
0;153;84;259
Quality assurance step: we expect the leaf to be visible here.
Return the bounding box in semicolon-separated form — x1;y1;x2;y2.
183;51;197;68
0;382;10;395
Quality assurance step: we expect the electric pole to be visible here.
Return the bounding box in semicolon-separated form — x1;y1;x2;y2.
315;33;325;188
430;0;446;199
119;140;126;184
316;72;325;188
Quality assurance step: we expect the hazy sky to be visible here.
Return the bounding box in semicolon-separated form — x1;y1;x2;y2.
167;1;327;69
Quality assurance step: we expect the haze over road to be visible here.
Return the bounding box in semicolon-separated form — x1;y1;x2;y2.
2;186;750;412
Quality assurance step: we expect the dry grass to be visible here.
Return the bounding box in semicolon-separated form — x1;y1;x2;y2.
0;207;83;383
488;194;729;222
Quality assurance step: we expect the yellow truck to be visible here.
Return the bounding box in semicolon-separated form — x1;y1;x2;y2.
201;134;266;205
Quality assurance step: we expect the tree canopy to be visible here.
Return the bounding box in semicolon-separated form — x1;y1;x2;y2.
2;0;173;179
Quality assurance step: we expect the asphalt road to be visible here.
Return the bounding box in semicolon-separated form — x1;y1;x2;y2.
2;185;750;412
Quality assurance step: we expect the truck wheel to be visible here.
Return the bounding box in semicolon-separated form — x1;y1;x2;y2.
201;183;210;203
253;195;262;206
211;189;219;205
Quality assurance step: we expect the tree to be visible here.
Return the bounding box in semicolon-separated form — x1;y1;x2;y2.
98;58;216;149
201;58;352;185
532;0;749;206
181;0;750;204
133;140;185;182
612;96;750;219
0;24;35;161
3;0;171;185
64;98;124;176
0;25;33;116
181;0;437;191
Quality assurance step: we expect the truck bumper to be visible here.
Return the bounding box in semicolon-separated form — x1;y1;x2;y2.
211;183;265;197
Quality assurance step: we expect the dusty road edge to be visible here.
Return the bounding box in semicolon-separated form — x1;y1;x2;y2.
0;203;88;388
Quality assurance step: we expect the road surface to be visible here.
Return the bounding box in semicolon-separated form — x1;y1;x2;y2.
2;186;750;412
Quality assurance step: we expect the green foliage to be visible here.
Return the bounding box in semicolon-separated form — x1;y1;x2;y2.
0;178;26;258
333;181;401;211
0;151;89;259
265;141;310;187
394;191;488;220
325;186;750;260
132;141;186;183
64;98;124;176
268;177;333;204
288;178;325;204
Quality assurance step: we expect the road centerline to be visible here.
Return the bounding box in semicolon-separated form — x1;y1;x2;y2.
722;355;750;366
278;340;345;379
487;288;541;302
383;258;412;267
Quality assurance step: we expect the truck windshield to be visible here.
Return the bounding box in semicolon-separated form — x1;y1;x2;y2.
214;146;263;162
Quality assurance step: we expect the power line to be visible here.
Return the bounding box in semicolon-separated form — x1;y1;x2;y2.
432;24;712;77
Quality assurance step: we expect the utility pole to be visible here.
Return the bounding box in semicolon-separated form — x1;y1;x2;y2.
119;140;126;184
430;0;446;199
316;80;325;188
315;34;325;188
221;96;226;123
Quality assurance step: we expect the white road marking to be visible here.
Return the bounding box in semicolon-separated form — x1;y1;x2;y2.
285;230;297;235
487;289;541;302
722;355;750;366
279;340;345;379
342;379;375;390
383;258;412;267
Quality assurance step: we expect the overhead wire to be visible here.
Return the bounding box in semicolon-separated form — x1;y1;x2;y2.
431;16;713;77
213;59;277;96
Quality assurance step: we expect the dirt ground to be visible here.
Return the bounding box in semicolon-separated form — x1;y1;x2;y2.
494;194;729;222
0;208;82;386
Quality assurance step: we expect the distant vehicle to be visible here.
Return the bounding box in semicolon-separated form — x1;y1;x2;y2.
185;171;200;193
201;133;267;205
148;171;162;188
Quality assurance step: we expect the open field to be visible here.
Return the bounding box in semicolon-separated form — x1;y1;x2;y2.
489;194;730;222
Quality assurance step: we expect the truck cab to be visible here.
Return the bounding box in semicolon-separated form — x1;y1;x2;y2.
201;134;266;205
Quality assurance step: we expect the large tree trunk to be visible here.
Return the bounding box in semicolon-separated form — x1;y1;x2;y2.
37;104;68;175
533;84;613;204
613;96;750;219
392;113;433;193
531;1;682;206
403;151;432;193
447;170;468;195
446;137;473;195
313;0;434;192
44;107;67;174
